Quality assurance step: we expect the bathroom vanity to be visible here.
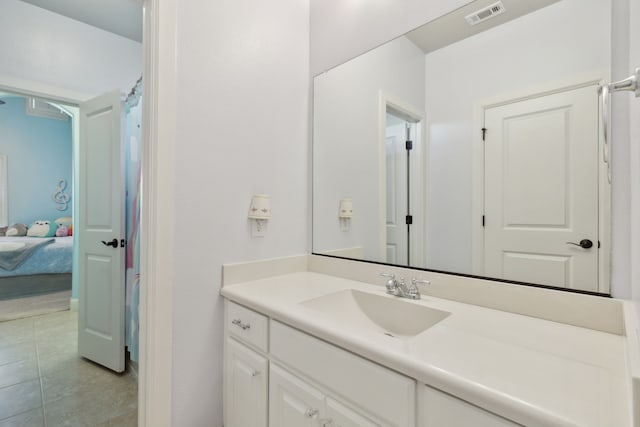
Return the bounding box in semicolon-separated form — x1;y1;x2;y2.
221;255;637;427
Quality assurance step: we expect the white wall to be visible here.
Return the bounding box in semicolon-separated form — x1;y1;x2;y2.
423;0;611;274
0;0;141;99
629;0;640;323
313;37;425;261
169;0;309;425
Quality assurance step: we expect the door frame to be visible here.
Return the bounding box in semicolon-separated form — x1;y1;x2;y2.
378;91;426;267
0;0;176;424
471;74;611;293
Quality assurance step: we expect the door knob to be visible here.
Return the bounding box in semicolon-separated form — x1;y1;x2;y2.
101;238;118;248
566;239;593;249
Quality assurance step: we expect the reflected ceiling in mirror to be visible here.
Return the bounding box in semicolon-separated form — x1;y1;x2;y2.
312;0;612;294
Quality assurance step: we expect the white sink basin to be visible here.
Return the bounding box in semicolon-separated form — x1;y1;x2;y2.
300;289;450;337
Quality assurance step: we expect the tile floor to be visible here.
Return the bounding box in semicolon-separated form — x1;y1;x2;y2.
0;310;137;426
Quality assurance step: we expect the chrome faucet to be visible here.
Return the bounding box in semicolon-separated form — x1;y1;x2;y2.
380;273;427;300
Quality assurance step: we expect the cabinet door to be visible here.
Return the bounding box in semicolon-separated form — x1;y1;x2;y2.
225;338;268;427
270;364;325;427
326;397;386;427
419;385;521;427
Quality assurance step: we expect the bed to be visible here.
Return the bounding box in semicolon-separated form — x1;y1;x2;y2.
0;236;73;299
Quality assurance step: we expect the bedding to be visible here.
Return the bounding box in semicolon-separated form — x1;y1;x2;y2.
0;236;73;277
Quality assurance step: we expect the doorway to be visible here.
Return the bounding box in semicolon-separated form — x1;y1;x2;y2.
0;89;139;425
380;94;426;267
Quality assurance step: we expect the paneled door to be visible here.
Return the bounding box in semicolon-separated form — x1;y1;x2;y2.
225;338;268;427
484;85;599;291
77;90;126;372
269;364;325;427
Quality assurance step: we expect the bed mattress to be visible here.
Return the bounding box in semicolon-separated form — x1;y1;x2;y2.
0;236;73;277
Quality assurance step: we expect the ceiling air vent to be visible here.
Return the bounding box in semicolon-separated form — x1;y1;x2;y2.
465;1;506;26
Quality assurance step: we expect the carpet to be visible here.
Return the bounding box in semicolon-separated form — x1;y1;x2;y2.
0;290;71;322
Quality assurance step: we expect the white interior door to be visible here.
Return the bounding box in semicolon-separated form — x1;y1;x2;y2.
385;121;408;265
77;90;126;372
484;85;599;291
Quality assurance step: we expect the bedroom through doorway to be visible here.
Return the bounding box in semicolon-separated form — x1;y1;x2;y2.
0;93;74;321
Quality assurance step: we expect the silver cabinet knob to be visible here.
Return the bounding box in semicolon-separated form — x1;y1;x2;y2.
231;319;251;330
304;408;319;418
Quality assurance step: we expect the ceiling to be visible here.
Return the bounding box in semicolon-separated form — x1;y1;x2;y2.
20;0;143;42
407;0;561;54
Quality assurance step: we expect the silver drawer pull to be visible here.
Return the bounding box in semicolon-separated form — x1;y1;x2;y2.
231;319;251;330
304;408;318;418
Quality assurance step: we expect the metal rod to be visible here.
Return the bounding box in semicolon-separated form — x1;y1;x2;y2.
608;67;639;97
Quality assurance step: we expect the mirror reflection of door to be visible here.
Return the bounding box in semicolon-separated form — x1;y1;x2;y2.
385;109;419;266
483;85;599;291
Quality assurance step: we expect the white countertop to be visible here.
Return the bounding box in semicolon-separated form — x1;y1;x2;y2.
221;271;631;427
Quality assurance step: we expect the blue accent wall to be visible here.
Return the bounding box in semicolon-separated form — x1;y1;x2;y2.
0;96;72;226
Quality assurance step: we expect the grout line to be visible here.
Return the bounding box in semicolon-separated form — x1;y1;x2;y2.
34;321;47;427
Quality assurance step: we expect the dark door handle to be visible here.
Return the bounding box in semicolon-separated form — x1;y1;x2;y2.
101;238;118;248
566;239;593;249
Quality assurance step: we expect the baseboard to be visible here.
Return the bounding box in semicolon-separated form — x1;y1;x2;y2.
70;297;78;312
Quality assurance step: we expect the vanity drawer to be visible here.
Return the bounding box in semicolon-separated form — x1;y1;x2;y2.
226;301;268;352
270;320;415;427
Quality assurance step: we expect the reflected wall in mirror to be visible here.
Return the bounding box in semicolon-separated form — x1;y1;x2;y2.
313;0;612;294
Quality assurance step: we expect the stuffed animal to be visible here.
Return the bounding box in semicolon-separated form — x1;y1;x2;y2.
6;223;27;236
27;220;56;237
55;224;69;237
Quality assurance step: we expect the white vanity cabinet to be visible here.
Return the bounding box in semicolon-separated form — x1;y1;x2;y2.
418;385;521;427
224;299;524;427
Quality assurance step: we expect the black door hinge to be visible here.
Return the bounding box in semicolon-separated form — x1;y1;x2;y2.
406;215;413;225
406;140;413;150
482;215;485;227
481;127;487;141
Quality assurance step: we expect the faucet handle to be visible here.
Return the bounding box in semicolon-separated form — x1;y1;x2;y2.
381;272;398;294
411;278;431;286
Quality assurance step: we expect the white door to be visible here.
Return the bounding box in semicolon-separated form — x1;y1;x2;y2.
484;85;599;291
326;397;384;427
269;364;326;427
385;120;409;265
77;90;126;372
225;338;268;427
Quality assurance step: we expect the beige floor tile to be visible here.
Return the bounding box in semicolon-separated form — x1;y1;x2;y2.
37;348;92;377
33;311;76;329
0;319;34;348
44;383;137;427
42;360;134;404
0;358;39;389
35;332;76;357
97;409;137;427
0;342;36;366
0;408;44;427
1;308;137;424
0;380;42;420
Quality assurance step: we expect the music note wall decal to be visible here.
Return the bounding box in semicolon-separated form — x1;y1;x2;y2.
52;178;70;211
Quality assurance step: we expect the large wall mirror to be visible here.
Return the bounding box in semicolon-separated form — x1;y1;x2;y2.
313;0;612;294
